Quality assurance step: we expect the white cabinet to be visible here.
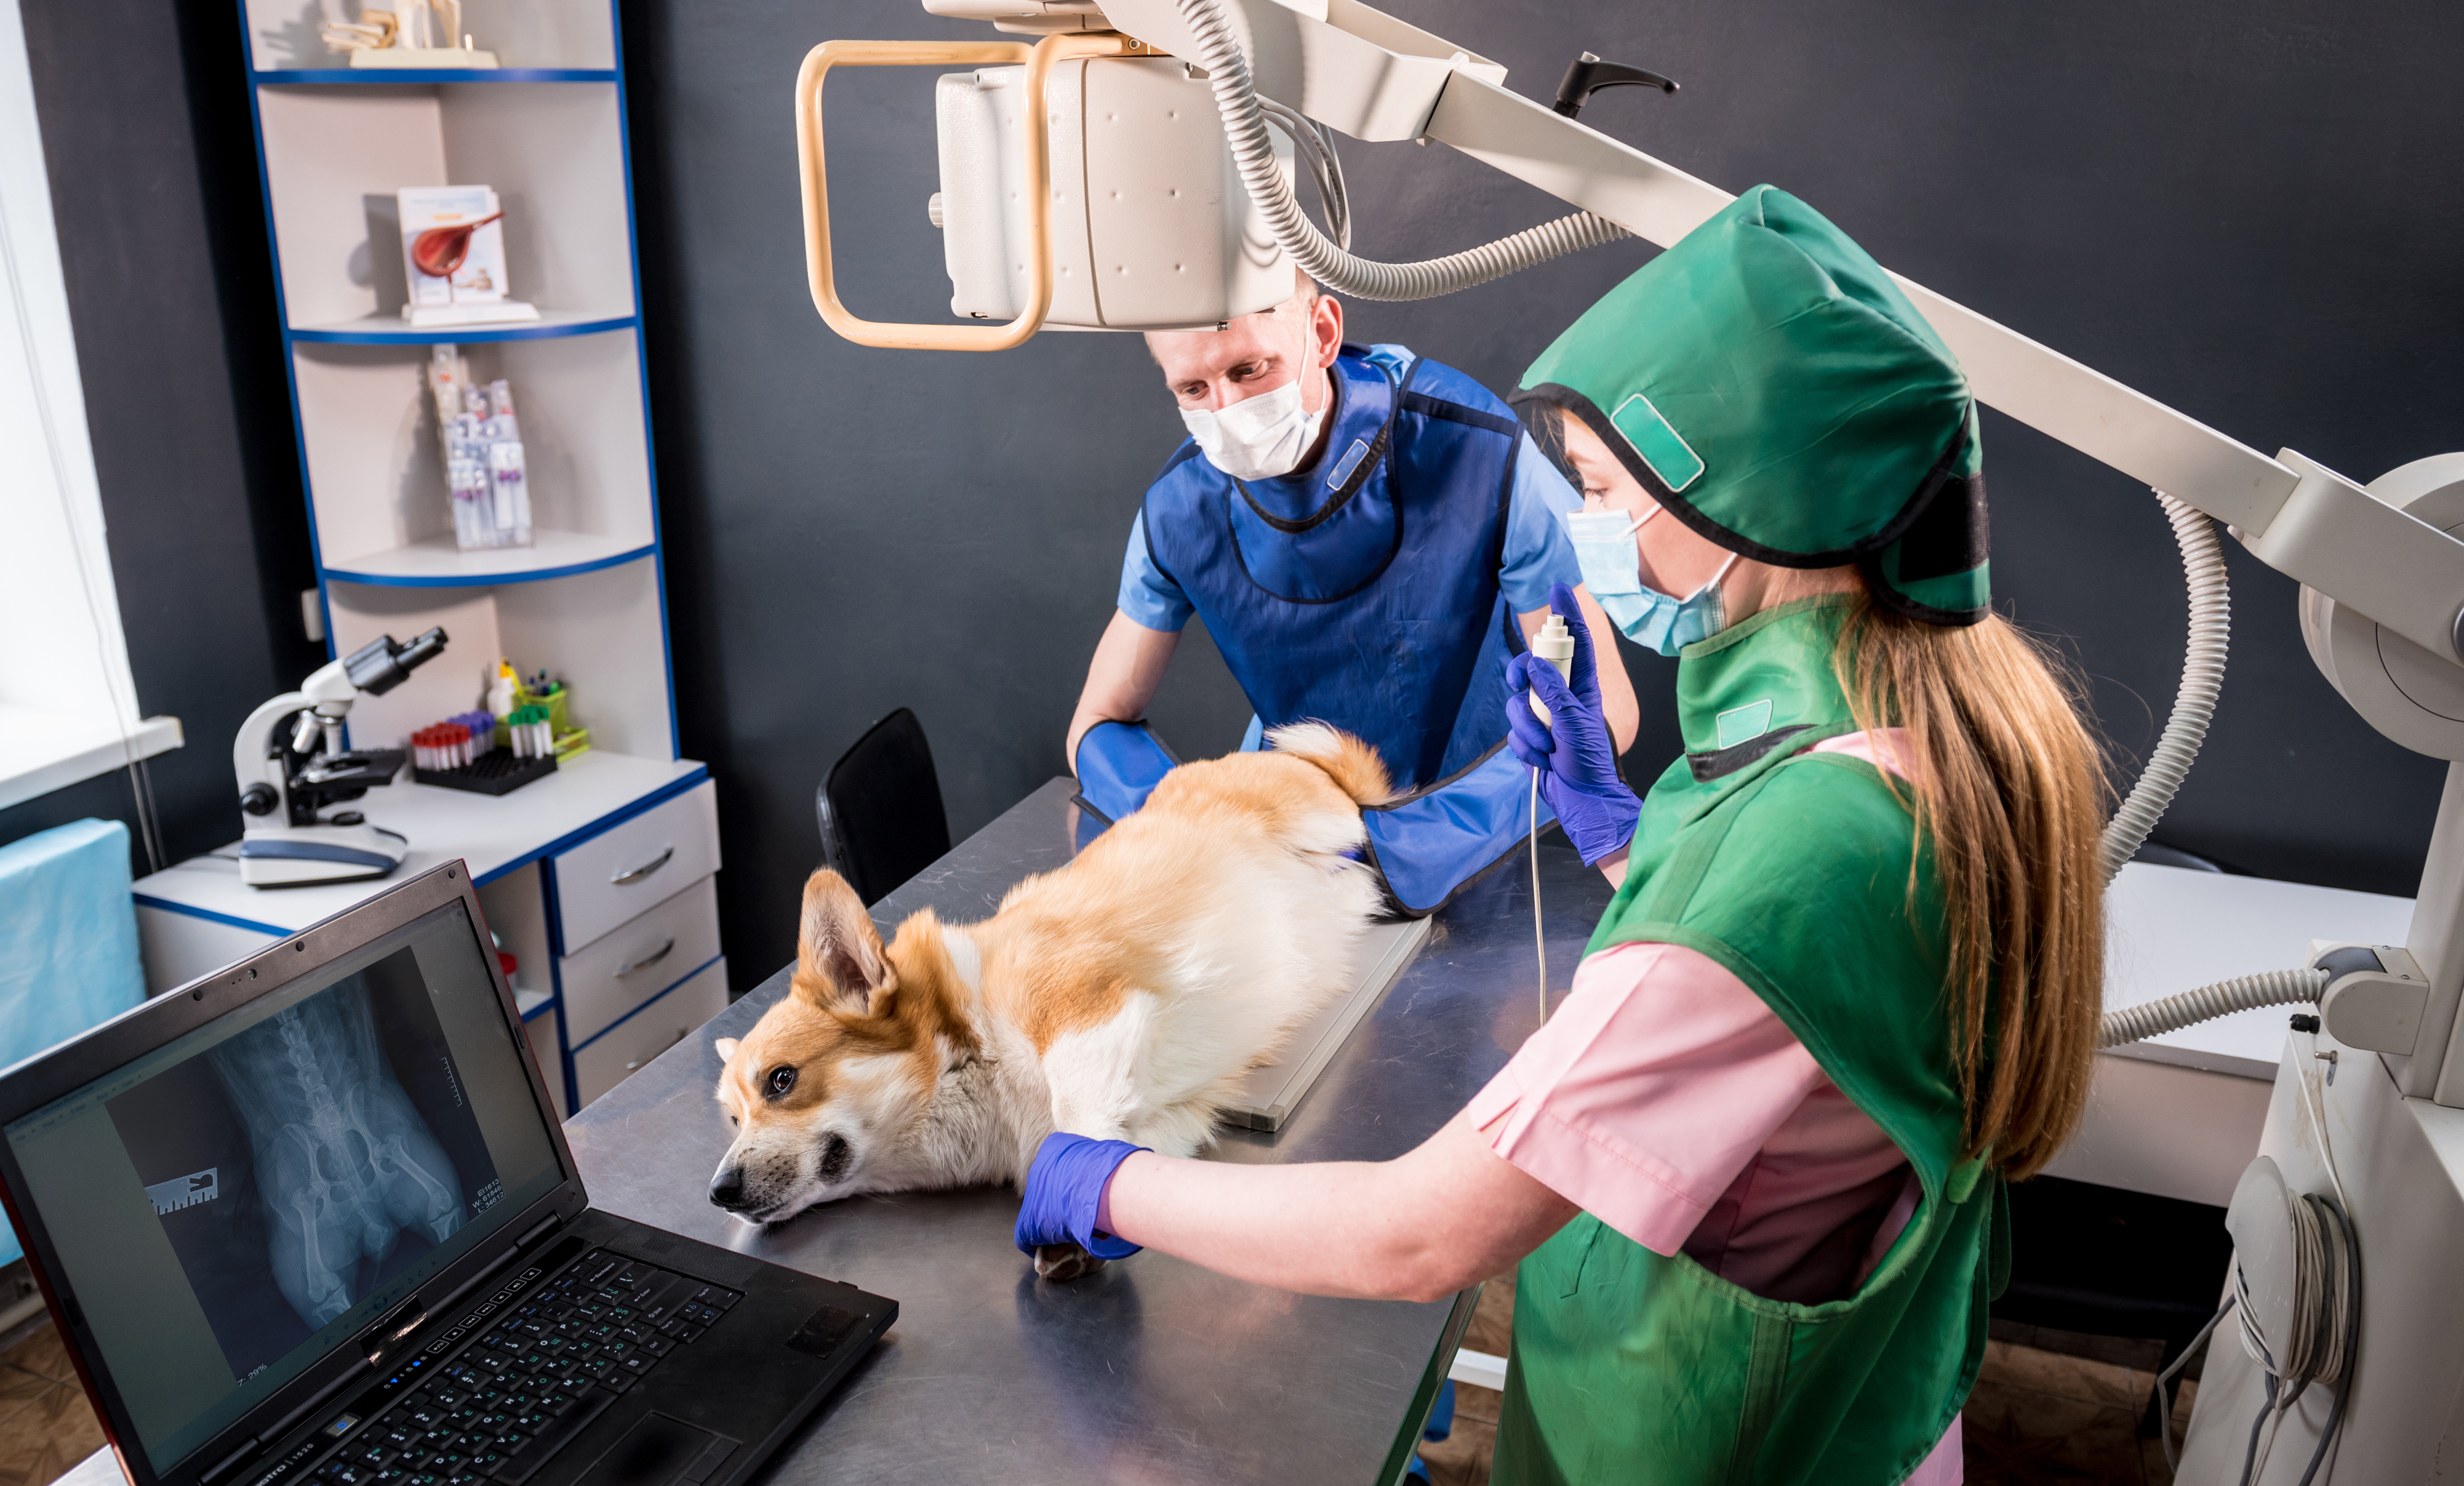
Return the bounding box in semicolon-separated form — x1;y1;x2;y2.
134;758;725;1114
572;957;728;1108
538;778;726;1112
558;875;724;1046
547;781;721;954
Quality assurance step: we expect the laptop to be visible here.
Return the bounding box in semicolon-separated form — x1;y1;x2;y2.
0;864;893;1486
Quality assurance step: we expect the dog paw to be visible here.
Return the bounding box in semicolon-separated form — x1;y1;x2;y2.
1033;1242;1109;1282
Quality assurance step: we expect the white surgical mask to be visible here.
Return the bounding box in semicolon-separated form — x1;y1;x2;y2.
1181;373;1329;481
1565;505;1740;657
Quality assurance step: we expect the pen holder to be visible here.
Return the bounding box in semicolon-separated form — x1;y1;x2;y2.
515;685;570;737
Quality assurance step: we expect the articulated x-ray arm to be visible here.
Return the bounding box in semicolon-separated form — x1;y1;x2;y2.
210;988;464;1329
830;0;2464;1090
1081;0;2464;666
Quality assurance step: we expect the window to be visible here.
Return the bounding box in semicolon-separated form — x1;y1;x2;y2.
0;0;180;812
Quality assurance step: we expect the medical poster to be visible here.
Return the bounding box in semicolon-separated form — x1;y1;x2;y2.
398;185;509;309
104;949;502;1382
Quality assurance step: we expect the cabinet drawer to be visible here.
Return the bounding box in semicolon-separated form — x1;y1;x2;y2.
552;780;720;954
573;957;727;1109
558;875;721;1046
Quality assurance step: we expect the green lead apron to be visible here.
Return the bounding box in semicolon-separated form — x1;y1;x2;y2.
1492;597;2007;1486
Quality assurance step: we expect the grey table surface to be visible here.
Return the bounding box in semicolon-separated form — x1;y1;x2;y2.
562;777;1613;1485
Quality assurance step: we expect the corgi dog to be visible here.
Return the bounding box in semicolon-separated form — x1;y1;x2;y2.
707;722;1394;1278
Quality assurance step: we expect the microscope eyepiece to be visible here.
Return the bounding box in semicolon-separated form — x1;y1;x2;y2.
344;626;450;696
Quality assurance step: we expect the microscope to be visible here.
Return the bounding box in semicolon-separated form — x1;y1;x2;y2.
233;628;448;888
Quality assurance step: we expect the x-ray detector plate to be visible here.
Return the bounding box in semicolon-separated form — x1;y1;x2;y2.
1222;915;1431;1132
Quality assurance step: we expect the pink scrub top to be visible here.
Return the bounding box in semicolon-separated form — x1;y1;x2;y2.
1464;729;1963;1484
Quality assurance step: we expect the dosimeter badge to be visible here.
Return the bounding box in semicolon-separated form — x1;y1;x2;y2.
233;628;447;888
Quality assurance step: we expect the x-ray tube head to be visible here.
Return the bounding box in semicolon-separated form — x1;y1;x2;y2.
934;56;1297;330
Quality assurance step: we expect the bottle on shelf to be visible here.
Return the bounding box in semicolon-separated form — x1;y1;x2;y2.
430;346;533;550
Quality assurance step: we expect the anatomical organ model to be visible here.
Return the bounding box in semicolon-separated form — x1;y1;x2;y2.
209;987;466;1330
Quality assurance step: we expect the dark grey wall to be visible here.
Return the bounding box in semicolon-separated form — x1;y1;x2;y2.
0;1;321;871
14;1;2454;987
624;0;2460;982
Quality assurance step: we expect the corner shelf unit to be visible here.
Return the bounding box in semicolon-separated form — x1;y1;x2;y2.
135;0;727;1115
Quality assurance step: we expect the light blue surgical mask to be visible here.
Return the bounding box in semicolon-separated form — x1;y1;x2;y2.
1564;505;1740;657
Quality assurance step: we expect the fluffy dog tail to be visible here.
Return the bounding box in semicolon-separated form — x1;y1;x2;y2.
1266;722;1397;808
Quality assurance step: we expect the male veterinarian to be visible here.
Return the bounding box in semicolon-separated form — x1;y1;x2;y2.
1065;276;1638;912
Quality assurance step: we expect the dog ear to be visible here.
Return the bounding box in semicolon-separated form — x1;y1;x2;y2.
713;1036;739;1064
793;870;897;1016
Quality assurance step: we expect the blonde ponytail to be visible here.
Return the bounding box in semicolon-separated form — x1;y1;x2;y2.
1834;595;2108;1180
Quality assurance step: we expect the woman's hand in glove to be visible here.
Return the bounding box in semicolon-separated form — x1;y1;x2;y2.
1015;1132;1149;1280
1506;583;1642;868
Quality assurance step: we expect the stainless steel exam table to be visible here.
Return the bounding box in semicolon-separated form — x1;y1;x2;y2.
559;776;1600;1483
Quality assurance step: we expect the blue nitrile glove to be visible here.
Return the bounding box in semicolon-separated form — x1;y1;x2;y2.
1015;1132;1149;1260
1506;583;1642;866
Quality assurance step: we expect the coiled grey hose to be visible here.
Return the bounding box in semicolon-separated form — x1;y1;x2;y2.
2099;967;2328;1049
2099;492;2232;883
1175;0;1632;299
2093;492;2287;1048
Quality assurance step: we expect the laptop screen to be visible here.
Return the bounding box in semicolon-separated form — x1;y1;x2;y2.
3;899;564;1473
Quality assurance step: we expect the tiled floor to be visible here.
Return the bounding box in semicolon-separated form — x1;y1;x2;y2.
0;1323;103;1486
1413;1275;2200;1486
1965;1336;2197;1485
1416;1270;1514;1486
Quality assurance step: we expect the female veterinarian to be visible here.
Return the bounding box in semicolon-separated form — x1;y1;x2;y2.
1015;185;2107;1486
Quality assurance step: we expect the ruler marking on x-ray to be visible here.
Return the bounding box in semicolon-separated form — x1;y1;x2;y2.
146;1168;219;1216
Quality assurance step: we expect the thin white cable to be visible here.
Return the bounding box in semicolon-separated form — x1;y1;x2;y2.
2099;491;2230;883
2295;1034;2351;1218
1173;0;1632;301
1531;767;1547;1022
1256;96;1348;249
2155;1295;2235;1474
0;90;165;873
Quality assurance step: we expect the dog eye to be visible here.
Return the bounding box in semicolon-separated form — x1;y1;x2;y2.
765;1065;798;1098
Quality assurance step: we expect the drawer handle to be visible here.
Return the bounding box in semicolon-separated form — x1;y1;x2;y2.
610;846;674;885
625;1027;692;1073
615;937;677;978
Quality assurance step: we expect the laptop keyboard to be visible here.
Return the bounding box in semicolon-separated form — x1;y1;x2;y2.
315;1250;741;1486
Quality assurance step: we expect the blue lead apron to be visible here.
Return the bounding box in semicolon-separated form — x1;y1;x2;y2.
1076;345;1553;915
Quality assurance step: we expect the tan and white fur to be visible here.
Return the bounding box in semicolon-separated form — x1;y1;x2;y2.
707;723;1393;1277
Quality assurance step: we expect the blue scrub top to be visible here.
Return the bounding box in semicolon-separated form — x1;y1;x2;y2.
1115;344;1585;633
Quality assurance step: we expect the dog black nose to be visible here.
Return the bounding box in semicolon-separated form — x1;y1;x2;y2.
709;1168;745;1209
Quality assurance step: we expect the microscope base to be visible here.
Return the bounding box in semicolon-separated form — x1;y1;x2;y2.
239;824;410;889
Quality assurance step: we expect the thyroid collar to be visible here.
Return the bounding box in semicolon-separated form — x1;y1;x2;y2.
1226;349;1415;601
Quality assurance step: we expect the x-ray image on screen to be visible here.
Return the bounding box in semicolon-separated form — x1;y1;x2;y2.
105;948;504;1379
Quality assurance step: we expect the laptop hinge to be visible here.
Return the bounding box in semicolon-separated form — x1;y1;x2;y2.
516;1213;560;1250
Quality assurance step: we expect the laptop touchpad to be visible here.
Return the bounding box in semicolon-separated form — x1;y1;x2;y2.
579;1413;736;1486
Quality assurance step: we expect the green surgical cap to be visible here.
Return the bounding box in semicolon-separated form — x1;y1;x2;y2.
1516;184;1990;625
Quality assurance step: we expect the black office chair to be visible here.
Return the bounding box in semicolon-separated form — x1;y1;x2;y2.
815;708;953;906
